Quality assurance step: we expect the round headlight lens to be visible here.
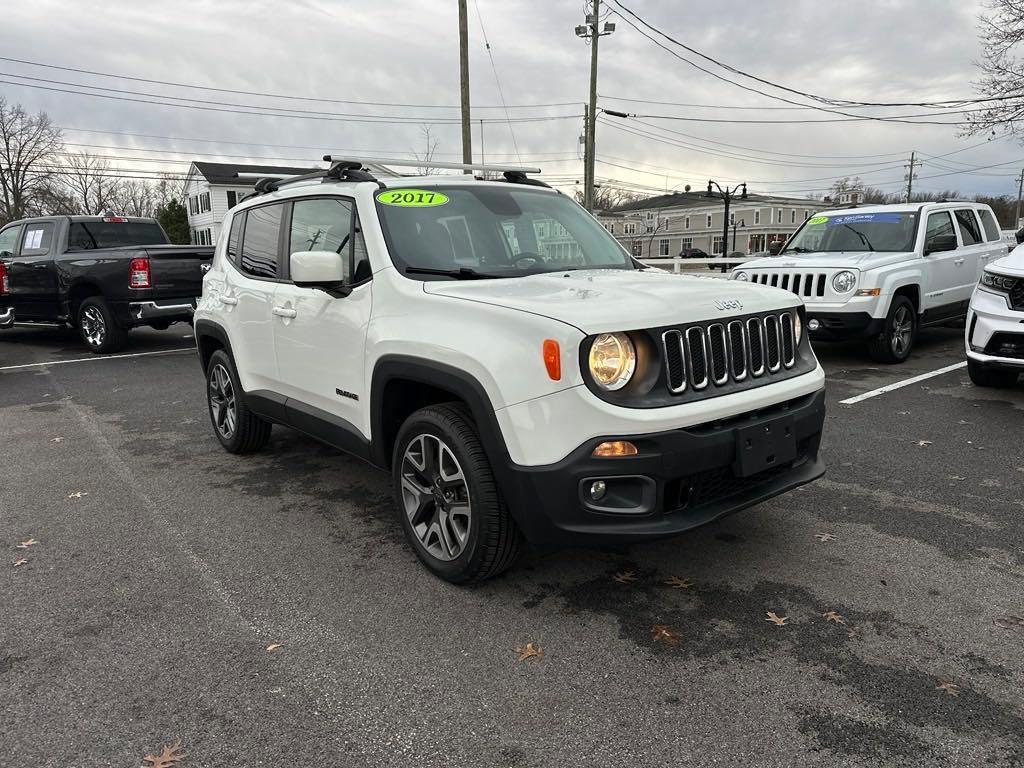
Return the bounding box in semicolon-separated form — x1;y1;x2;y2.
734;271;750;282
588;333;636;391
793;313;803;343
832;270;857;293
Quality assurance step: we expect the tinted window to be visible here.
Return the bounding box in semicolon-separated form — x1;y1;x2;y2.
226;214;243;267
785;212;917;254
239;204;283;279
227;190;237;209
954;209;981;245
0;225;23;256
67;221;168;251
926;211;955;244
21;222;54;254
353;217;370;283
978;209;1001;242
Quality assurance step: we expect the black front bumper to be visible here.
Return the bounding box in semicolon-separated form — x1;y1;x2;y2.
806;311;884;341
500;390;826;548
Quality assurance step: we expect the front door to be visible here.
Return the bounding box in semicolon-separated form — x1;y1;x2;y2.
7;221;60;320
272;196;373;440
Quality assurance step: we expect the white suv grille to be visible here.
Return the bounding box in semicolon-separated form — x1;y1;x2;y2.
743;269;847;302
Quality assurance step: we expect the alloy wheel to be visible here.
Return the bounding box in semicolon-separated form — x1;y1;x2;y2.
208;363;237;440
81;307;106;348
891;306;911;356
400;433;472;561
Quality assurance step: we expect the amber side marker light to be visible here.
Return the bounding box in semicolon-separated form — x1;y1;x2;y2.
593;440;639;457
854;288;881;296
543;339;561;381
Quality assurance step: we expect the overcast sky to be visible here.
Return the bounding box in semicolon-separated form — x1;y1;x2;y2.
2;0;1021;200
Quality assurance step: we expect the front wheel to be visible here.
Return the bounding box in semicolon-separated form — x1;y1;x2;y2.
968;360;1019;388
77;296;129;354
392;404;521;583
868;296;916;364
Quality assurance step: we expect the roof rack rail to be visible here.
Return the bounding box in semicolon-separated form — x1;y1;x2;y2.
237;162;387;197
323;156;542;175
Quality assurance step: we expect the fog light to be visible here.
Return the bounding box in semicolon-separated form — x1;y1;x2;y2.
589;480;607;501
808;318;821;332
592;440;638;457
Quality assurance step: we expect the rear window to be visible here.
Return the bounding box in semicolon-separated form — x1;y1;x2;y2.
66;221;168;251
978;209;1001;242
226;214;243;267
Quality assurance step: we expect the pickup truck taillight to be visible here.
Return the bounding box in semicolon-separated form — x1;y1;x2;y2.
129;258;151;289
0;261;8;295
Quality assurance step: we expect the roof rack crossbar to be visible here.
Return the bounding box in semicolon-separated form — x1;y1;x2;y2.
323;156;542;174
239;162;386;195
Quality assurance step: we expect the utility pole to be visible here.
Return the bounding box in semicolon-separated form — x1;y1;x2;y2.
479;119;485;167
458;0;472;173
1014;169;1024;229
904;151;920;202
576;3;615;212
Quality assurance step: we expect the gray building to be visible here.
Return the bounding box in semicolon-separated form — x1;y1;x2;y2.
598;191;829;259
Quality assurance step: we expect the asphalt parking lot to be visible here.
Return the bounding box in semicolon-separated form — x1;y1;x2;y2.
2;323;1023;768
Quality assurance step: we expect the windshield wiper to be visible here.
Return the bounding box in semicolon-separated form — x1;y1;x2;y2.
842;224;875;251
782;246;813;253
404;266;499;280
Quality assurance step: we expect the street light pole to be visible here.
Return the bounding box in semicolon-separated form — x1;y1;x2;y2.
706;180;747;272
576;4;615;212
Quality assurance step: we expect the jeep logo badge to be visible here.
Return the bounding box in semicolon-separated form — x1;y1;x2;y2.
714;299;743;311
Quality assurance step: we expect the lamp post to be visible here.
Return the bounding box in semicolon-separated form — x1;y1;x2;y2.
705;180;747;273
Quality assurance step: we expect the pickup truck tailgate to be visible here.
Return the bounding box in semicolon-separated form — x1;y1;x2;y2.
142;245;215;296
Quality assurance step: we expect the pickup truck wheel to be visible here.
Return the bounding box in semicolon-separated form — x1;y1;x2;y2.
393;404;521;584
967;360;1019;388
867;296;916;364
205;349;271;453
77;296;128;354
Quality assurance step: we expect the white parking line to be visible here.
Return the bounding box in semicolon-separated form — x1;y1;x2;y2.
839;361;967;405
0;347;196;372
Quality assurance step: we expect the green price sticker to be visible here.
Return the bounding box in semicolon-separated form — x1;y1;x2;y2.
376;189;450;207
808;215;829;225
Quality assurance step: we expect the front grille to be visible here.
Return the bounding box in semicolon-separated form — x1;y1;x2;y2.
662;311;797;396
751;271;826;298
1009;280;1024;312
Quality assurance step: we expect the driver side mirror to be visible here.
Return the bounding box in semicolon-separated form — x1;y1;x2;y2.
924;233;957;255
290;250;351;296
768;241;784;255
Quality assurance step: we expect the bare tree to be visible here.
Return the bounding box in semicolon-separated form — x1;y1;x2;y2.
153;172;185;208
574;186;649;211
413;125;440;175
0;97;63;224
111;179;157;217
966;0;1024;138
61;151;124;214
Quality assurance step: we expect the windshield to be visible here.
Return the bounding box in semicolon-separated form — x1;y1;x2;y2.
375;185;633;278
783;212;918;254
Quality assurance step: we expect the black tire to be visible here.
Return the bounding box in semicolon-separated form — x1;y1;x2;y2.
205;349;271;453
967;360;1019;388
77;296;129;354
868;295;916;364
392;403;521;584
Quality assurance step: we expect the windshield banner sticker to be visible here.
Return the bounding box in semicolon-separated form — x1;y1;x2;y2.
823;213;904;227
807;216;829;225
376;189;450;207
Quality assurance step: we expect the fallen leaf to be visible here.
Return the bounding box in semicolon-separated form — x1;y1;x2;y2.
957;420;971;425
935;681;960;697
765;611;789;626
846;627;858;638
513;642;543;662
265;643;282;652
914;440;933;448
67;491;88;499
613;570;637;584
663;576;692;590
822;610;846;625
814;532;836;542
142;739;186;768
50;437;64;443
16;539;38;549
994;615;1024;631
896;411;910;416
651;624;680;646
13;559;28;567
949;475;966;482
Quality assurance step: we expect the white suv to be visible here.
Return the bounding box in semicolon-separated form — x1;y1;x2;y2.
194;159;826;583
966;242;1024;387
731;203;1007;363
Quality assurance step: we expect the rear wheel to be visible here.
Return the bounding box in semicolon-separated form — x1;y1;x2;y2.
392;404;521;583
205;349;271;453
77;296;128;354
868;296;916;364
968;360;1019;388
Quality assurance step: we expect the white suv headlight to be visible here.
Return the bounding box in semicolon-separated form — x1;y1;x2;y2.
832;271;857;293
733;271;750;281
981;271;1017;293
588;333;636;391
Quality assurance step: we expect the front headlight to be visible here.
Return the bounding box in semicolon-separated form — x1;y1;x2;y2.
793;313;803;343
588;333;636;391
733;271;750;281
981;271;1017;293
832;271;857;293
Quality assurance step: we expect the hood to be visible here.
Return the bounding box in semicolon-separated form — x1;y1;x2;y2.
987;243;1024;278
422;269;800;334
737;250;916;271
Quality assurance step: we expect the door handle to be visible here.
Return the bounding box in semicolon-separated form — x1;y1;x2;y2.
218;295;238;305
272;306;297;318
953;258;965;266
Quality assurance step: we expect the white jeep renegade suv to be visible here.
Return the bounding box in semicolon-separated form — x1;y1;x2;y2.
194;159;827;583
732;202;1007;363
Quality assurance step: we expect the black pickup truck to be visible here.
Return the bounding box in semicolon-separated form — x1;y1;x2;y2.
0;215;213;353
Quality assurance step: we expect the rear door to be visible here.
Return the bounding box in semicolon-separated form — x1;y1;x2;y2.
922;210;962;312
951;208;987;305
976;207;1008;272
6;221;60;320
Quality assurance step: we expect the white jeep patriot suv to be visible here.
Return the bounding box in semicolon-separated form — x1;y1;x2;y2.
194;159;826;583
732;202;1007;363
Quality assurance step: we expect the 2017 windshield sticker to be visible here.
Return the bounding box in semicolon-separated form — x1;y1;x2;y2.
808;216;829;225
376;189;450;207
826;213;904;226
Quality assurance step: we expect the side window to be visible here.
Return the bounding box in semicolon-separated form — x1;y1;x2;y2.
954;209;981;245
20;222;54;254
226;214;243;267
289;197;354;282
239;203;283;279
353;215;371;283
926;211;955;244
0;225;23;256
978;209;1001;242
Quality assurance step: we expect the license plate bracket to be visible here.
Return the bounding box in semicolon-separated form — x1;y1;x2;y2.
734;415;797;478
